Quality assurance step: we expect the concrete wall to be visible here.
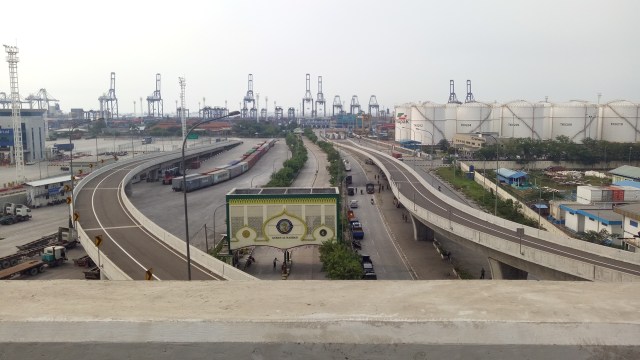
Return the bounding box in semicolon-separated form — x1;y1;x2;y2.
459;161;567;237
1;281;639;359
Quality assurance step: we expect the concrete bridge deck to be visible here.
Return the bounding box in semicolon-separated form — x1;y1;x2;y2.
1;281;638;359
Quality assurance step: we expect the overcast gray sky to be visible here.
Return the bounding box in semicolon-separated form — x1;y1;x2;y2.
2;0;639;115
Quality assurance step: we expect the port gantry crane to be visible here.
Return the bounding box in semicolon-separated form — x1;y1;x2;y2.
242;74;256;120
314;76;326;118
302;73;313;118
465;80;475;103
98;72;119;123
332;95;343;116
448;80;462;104
146;73;163;118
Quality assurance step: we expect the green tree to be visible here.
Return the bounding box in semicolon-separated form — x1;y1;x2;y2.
318;240;363;280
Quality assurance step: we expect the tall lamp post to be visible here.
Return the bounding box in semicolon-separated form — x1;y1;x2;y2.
182;111;240;280
476;132;499;216
211;202;229;253
68;124;80;228
416;128;434;164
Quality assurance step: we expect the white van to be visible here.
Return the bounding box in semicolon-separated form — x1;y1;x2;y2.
349;200;359;208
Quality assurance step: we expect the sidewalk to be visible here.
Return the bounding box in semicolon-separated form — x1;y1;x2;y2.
355;157;456;280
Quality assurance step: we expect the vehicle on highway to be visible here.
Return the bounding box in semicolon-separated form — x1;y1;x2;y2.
345;175;352;185
162;167;182;185
0;215;17;225
347;187;355;196
361;254;377;280
366;183;375;194
343;159;352;171
349;200;359;208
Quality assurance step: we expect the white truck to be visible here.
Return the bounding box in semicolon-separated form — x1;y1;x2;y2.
2;203;31;221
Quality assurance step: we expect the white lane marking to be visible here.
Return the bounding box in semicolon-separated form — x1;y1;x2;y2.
83;225;141;231
381;158;640;276
90;168;162;280
114;177;221;280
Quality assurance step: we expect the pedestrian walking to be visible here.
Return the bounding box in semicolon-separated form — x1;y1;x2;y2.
273;257;279;270
480;267;485;279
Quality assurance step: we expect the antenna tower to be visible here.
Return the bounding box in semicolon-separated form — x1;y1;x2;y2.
4;45;24;183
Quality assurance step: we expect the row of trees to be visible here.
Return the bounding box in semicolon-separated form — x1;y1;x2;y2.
472;136;639;164
265;133;307;187
305;129;363;279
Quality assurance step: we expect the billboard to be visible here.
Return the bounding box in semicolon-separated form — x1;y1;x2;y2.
0;129;14;147
226;188;340;250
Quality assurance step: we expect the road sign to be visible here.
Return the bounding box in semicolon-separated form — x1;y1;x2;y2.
94;235;103;247
187;133;199;140
145;268;153;280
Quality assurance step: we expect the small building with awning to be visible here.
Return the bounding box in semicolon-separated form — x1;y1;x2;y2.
497;168;528;187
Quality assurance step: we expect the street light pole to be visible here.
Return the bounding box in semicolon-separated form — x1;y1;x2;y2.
182;111;240;280
212;202;227;253
68;124;79;228
477;132;499;216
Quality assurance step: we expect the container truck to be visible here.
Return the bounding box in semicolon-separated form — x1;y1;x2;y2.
0;245;68;279
351;221;364;240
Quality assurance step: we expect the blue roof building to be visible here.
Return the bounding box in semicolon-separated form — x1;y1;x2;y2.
497;168;528;187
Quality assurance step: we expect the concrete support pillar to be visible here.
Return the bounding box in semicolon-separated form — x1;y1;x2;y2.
409;215;434;241
488;257;528;280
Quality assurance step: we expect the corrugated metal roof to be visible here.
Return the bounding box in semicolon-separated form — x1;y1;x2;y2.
609;165;640;180
25;175;71;187
497;168;528;179
613;180;640;189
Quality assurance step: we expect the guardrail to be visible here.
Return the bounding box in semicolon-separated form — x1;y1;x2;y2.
73;141;256;281
121;146;257;281
73;156;135;280
334;141;640;282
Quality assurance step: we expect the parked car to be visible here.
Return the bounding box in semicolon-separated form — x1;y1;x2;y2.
0;215;17;225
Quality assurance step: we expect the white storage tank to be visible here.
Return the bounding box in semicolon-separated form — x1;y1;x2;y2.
550;101;598;143
443;103;458;142
499;100;545;139
394;104;412;141
411;102;448;146
600;100;640;143
456;102;494;135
